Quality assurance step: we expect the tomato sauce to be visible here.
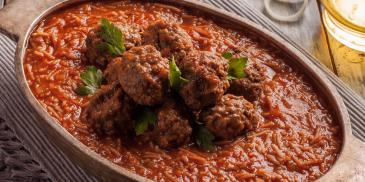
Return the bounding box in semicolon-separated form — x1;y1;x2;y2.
24;1;341;181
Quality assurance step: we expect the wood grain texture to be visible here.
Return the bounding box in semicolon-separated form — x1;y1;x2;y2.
244;0;334;71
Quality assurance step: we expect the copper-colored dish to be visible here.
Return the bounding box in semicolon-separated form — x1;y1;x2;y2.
0;0;363;181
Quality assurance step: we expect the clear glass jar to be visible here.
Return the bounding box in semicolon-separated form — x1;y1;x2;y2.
321;0;365;52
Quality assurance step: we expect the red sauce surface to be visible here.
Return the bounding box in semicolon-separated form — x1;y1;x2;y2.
24;1;341;181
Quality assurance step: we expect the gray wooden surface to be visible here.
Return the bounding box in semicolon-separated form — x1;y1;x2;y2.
0;0;4;9
245;0;365;99
245;0;334;71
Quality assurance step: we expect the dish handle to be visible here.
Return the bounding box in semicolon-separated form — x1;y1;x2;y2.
340;136;365;180
0;0;61;41
321;136;365;181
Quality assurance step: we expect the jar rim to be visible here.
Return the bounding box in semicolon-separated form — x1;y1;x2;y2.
320;0;365;33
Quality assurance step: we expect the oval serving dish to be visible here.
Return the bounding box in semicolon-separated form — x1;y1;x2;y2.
0;0;364;181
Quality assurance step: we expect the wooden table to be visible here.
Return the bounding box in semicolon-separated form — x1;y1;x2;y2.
247;0;365;98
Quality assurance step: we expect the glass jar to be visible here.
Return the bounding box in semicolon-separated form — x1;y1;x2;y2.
321;0;365;52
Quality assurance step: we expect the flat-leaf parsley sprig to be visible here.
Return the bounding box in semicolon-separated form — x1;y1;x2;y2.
168;56;189;90
96;18;126;56
222;52;248;80
75;66;103;96
135;108;157;136
195;122;216;152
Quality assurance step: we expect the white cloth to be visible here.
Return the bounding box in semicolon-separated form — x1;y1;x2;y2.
264;0;309;22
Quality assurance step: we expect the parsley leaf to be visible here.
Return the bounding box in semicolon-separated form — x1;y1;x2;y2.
169;56;189;90
97;18;126;56
222;52;233;59
75;66;103;96
75;85;96;96
195;125;216;152
135;108;157;135
80;66;103;88
222;52;248;80
228;57;247;80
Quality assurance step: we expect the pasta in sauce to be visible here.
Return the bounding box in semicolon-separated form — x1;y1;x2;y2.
24;1;341;181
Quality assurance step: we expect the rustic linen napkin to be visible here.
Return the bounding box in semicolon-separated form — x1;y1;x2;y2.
1;0;365;181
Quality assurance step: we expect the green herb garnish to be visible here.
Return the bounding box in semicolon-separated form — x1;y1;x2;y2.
222;52;247;80
75;66;103;96
169;56;189;90
228;57;247;80
135;108;157;135
96;18;126;56
195;125;216;152
222;52;233;59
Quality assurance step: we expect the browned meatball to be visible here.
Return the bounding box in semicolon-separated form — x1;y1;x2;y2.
138;100;192;148
82;83;136;136
178;51;229;110
142;21;193;60
228;61;268;101
104;58;121;83
118;24;143;49
201;94;260;140
84;23;142;67
118;45;170;106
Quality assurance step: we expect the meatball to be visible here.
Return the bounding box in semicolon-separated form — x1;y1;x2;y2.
82;83;136;136
104;58;121;83
118;24;143;49
142;21;193;60
228;61;268;101
201;94;260;139
138;99;192;148
84;23;142;67
178;50;229;110
118;45;170;106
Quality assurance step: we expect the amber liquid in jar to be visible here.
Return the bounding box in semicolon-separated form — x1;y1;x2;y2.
321;0;365;52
